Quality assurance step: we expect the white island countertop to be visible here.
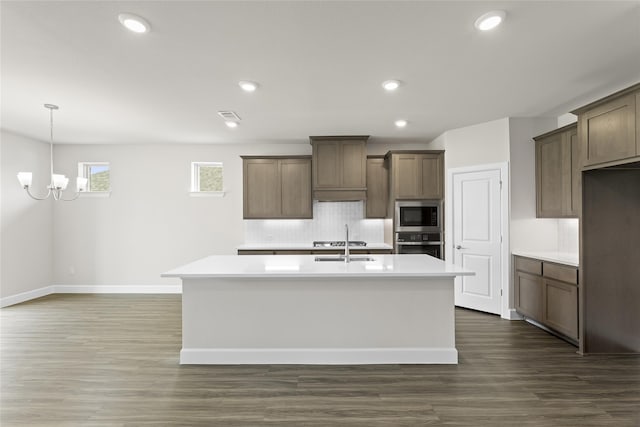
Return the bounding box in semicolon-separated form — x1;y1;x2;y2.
162;254;474;279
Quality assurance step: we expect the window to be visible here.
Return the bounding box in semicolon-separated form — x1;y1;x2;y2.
78;162;110;193
191;162;224;195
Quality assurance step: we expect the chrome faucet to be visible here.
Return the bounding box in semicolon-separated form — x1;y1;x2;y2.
344;224;350;263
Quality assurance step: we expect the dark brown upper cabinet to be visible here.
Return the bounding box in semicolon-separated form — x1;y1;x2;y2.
534;123;579;218
242;156;312;219
365;156;388;218
571;83;640;169
310;136;368;201
386;151;444;202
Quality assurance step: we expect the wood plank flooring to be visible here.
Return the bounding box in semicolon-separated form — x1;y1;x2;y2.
1;294;639;426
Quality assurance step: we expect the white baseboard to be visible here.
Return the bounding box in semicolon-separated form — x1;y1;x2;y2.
0;285;55;308
180;347;458;365
1;284;182;308
503;308;524;320
54;284;182;294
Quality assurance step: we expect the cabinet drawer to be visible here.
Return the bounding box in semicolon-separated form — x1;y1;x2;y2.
515;257;542;275
311;250;342;255
543;262;578;285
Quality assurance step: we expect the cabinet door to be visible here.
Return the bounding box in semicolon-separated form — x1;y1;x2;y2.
341;140;366;188
393;154;420;198
569;128;581;216
419;154;443;199
536;134;565;217
543;278;578;340
243;159;281;219
515;271;543;322
366;157;388;218
313;141;341;188
637;92;640;156
281;158;312;218
581;93;636;167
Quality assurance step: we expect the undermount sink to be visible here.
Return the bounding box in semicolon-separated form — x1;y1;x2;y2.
314;255;375;262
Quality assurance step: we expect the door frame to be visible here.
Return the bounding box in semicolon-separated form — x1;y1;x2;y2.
446;162;512;320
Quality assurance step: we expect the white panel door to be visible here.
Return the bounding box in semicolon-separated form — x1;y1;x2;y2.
452;168;502;315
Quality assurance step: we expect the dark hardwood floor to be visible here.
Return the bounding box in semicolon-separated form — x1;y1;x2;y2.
1;294;638;426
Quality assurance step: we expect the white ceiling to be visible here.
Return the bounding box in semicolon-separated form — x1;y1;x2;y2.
2;1;639;145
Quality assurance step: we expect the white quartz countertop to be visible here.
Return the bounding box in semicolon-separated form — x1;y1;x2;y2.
162;254;474;279
512;251;579;267
237;243;393;251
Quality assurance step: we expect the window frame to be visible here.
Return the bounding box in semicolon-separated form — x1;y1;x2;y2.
190;161;225;197
77;161;111;197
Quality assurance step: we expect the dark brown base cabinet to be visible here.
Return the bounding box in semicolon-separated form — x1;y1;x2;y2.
515;271;543;321
514;255;579;343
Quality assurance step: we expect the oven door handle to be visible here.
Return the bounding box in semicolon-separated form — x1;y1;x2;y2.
396;242;443;246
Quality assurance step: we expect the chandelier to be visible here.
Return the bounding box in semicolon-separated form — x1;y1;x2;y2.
16;104;87;201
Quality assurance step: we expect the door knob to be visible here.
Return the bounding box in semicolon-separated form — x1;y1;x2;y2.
455;245;467;250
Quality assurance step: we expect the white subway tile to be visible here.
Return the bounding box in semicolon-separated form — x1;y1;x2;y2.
244;201;384;244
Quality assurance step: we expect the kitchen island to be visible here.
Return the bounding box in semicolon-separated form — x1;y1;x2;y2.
162;254;473;365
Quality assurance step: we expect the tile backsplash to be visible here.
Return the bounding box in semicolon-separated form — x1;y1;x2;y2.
244;201;385;243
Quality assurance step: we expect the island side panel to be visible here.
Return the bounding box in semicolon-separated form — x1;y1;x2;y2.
181;276;456;364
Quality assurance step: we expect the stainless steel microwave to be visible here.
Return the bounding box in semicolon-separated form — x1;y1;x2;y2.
395;200;442;232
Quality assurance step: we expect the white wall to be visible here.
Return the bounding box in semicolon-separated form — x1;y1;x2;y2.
557;113;577;127
368;140;444;155
1;131;53;298
443;118;511;170
51;142;310;287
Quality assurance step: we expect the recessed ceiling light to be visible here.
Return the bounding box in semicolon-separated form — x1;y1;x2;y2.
382;80;402;91
238;81;258;92
118;13;150;34
395;119;408;128
474;10;506;31
225;121;239;128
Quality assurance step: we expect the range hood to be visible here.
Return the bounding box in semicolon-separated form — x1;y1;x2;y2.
310;135;368;201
